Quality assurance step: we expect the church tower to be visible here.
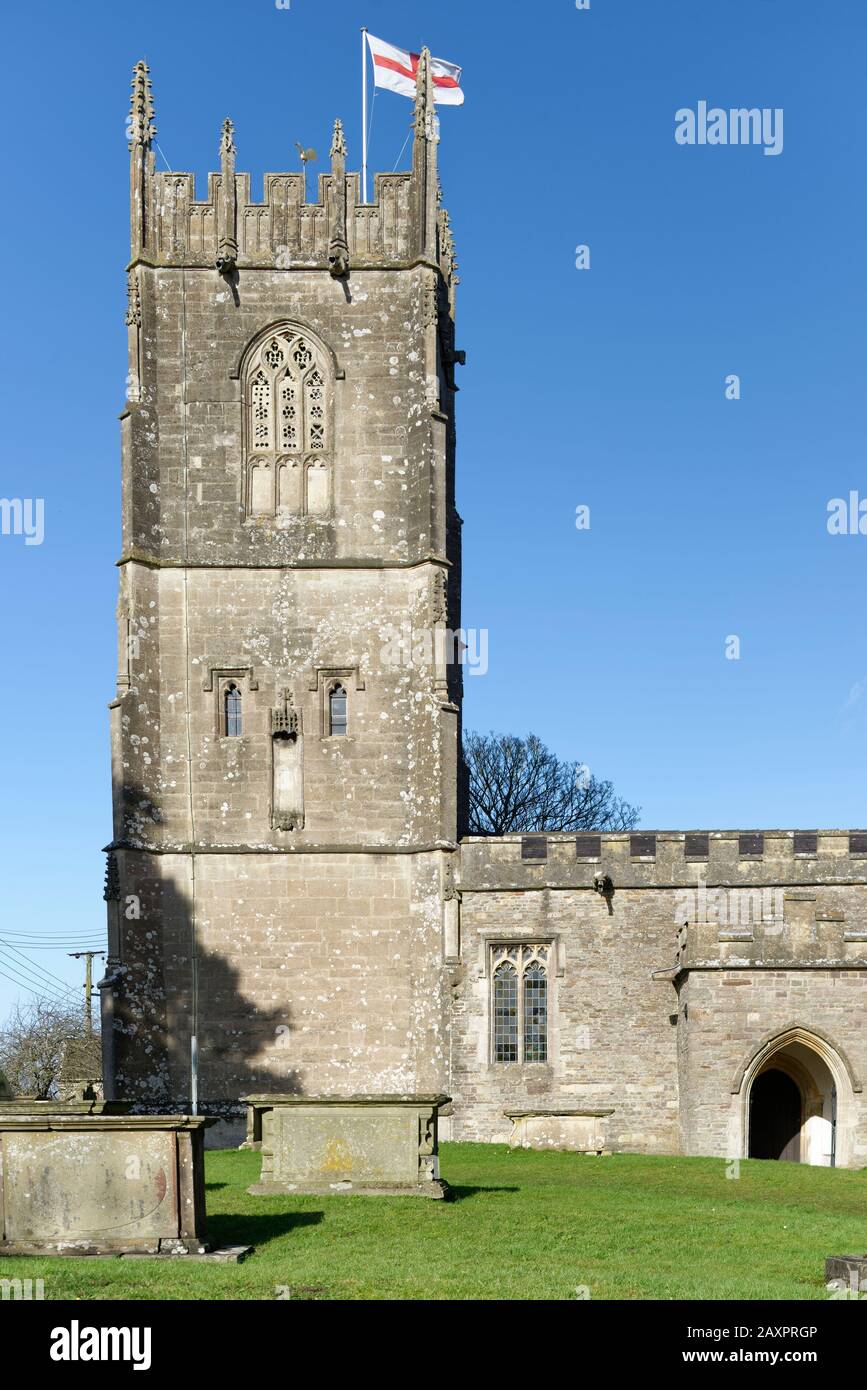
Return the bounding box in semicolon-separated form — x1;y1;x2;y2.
101;59;464;1130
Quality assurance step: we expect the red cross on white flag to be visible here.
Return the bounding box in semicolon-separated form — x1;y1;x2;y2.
365;32;465;106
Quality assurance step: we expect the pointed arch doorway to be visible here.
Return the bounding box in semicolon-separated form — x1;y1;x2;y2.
733;1025;859;1167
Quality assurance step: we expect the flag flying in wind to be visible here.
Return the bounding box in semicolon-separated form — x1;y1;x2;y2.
365;33;465;106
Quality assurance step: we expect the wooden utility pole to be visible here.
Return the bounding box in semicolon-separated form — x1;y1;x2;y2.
68;951;105;1036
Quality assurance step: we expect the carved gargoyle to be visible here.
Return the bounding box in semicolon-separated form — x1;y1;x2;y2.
593;872;614;897
328;242;350;279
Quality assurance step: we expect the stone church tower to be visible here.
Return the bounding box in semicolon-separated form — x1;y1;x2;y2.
103;61;867;1168
101;58;464;1130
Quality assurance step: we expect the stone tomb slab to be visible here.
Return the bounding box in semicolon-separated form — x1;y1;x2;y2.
825;1255;867;1295
0;1102;244;1257
504;1108;615;1154
245;1094;451;1198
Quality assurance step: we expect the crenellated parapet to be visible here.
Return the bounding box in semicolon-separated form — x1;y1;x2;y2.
458;830;867;893
126;54;457;285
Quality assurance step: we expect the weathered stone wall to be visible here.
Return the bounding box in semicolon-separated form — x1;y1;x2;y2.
677;968;867;1166
451;878;682;1149
452;833;867;1160
112;850;448;1117
105;60;460;1122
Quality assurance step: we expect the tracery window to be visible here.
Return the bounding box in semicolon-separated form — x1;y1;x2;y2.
243;327;333;519
491;944;550;1064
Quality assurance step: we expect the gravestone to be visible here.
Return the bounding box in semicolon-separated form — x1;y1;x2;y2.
244;1094;451;1199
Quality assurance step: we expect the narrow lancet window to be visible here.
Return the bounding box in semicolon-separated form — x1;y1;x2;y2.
224;683;243;738
523;962;548;1063
329;683;348;738
493;962;519;1063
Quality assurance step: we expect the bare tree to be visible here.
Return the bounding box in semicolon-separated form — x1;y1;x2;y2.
0;998;89;1100
464;731;640;836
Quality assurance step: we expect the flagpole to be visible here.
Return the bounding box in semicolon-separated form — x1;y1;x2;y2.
361;27;369;205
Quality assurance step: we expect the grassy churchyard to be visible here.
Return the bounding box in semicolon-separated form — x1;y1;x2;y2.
0;1144;863;1301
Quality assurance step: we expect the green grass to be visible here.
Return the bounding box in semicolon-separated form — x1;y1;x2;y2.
1;1145;864;1300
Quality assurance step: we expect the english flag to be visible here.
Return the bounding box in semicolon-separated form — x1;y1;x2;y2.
366;33;465;106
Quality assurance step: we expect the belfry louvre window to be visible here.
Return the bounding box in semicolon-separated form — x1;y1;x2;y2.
243;327;332;520
491;944;550;1064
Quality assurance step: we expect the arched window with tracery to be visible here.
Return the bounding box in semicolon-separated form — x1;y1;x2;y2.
491;944;550;1064
243;326;333;519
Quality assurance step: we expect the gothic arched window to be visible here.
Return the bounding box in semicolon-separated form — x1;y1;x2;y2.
243;327;333;519
491;945;550;1064
328;683;348;738
224;683;243;738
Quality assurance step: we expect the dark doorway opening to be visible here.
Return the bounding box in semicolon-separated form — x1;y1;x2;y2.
749;1068;802;1162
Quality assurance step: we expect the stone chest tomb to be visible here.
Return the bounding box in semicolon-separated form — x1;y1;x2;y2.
244;1094;450;1198
0;1099;214;1256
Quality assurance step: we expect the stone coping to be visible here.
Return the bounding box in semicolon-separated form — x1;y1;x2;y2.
504;1108;615;1119
0;1113;215;1132
243;1094;451;1107
0;1100;132;1116
463;830;863;842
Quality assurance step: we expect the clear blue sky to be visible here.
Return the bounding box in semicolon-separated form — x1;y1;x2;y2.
1;0;865;1016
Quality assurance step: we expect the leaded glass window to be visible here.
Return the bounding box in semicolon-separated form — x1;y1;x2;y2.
329;683;348;738
493;962;518;1063
491;944;550;1064
523;962;548;1063
224;683;242;738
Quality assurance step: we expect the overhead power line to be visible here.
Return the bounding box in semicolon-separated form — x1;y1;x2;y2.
0;965;54;1000
0;958;72;1004
0;931;107;941
0;940;74;992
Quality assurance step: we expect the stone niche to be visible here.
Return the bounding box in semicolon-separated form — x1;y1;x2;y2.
244;1094;451;1199
0;1099;216;1256
504;1108;615;1155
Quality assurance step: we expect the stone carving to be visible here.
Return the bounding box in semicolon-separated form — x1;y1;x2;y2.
103;852;121;903
124;270;141;327
422;271;438;329
431;568;448;626
328;119;350;279
216;117;238;276
128;60;156;151
271;692;304;831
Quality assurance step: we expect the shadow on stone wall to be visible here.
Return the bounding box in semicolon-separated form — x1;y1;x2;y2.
108;789;304;1118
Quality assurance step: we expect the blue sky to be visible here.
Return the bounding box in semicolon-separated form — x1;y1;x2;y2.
1;0;865;1015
